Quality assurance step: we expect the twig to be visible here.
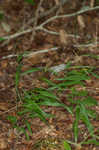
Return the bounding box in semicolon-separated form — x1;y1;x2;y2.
1;54;17;59
1;47;59;60
1;6;99;44
39;6;99;27
40;27;80;38
0;106;17;115
1;41;99;60
31;0;44;41
26;47;59;57
24;0;69;28
74;42;99;48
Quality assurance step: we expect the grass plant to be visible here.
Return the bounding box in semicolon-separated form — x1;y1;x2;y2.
7;55;99;148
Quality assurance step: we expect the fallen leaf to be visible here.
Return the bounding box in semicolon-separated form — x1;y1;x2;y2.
59;29;68;46
24;53;45;65
0;138;8;149
77;15;85;28
7;45;13;51
1;60;8;68
0;102;9;111
0;71;3;76
55;0;59;5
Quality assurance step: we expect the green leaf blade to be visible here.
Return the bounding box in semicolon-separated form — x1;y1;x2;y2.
73;106;80;143
64;141;71;150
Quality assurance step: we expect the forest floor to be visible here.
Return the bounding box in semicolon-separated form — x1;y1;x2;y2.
0;0;99;150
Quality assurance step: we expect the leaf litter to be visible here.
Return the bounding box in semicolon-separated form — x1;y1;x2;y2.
0;0;99;149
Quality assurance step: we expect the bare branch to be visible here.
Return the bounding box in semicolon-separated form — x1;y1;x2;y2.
25;0;69;28
1;6;99;44
40;6;99;27
31;0;44;41
1;47;59;60
40;27;80;38
1;41;99;60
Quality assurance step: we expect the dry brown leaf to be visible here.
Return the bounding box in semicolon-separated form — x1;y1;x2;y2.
24;53;45;65
7;45;13;51
0;82;5;88
74;55;83;63
0;138;8;149
75;144;82;150
55;0;59;5
1;60;8;68
0;71;3;76
59;29;68;46
8;129;16;142
77;15;85;28
0;102;9;111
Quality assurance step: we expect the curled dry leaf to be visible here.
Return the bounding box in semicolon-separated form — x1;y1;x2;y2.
77;15;85;29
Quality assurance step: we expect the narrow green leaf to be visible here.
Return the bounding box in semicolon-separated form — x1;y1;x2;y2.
17;53;23;63
0;12;4;20
17;109;29;115
27;100;51;121
62;75;89;81
64;141;71;150
91;72;99;79
62;105;73;115
70;88;88;97
58;80;83;86
83;139;99;146
7;116;17;125
73;106;80;143
86;109;97;119
80;104;94;134
39;100;62;106
82;96;97;106
25;121;32;135
82;54;99;60
65;61;72;69
18;127;30;140
39;91;58;100
42;78;55;85
0;37;5;41
15;64;22;87
15;53;24;87
21;68;41;75
39;98;73;114
24;0;34;5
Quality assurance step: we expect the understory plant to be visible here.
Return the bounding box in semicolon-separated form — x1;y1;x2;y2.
7;54;99;148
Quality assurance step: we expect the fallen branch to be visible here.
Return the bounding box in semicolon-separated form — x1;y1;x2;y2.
1;47;59;59
24;0;69;28
1;41;99;60
39;6;99;27
40;27;80;38
1;6;99;44
31;0;44;41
